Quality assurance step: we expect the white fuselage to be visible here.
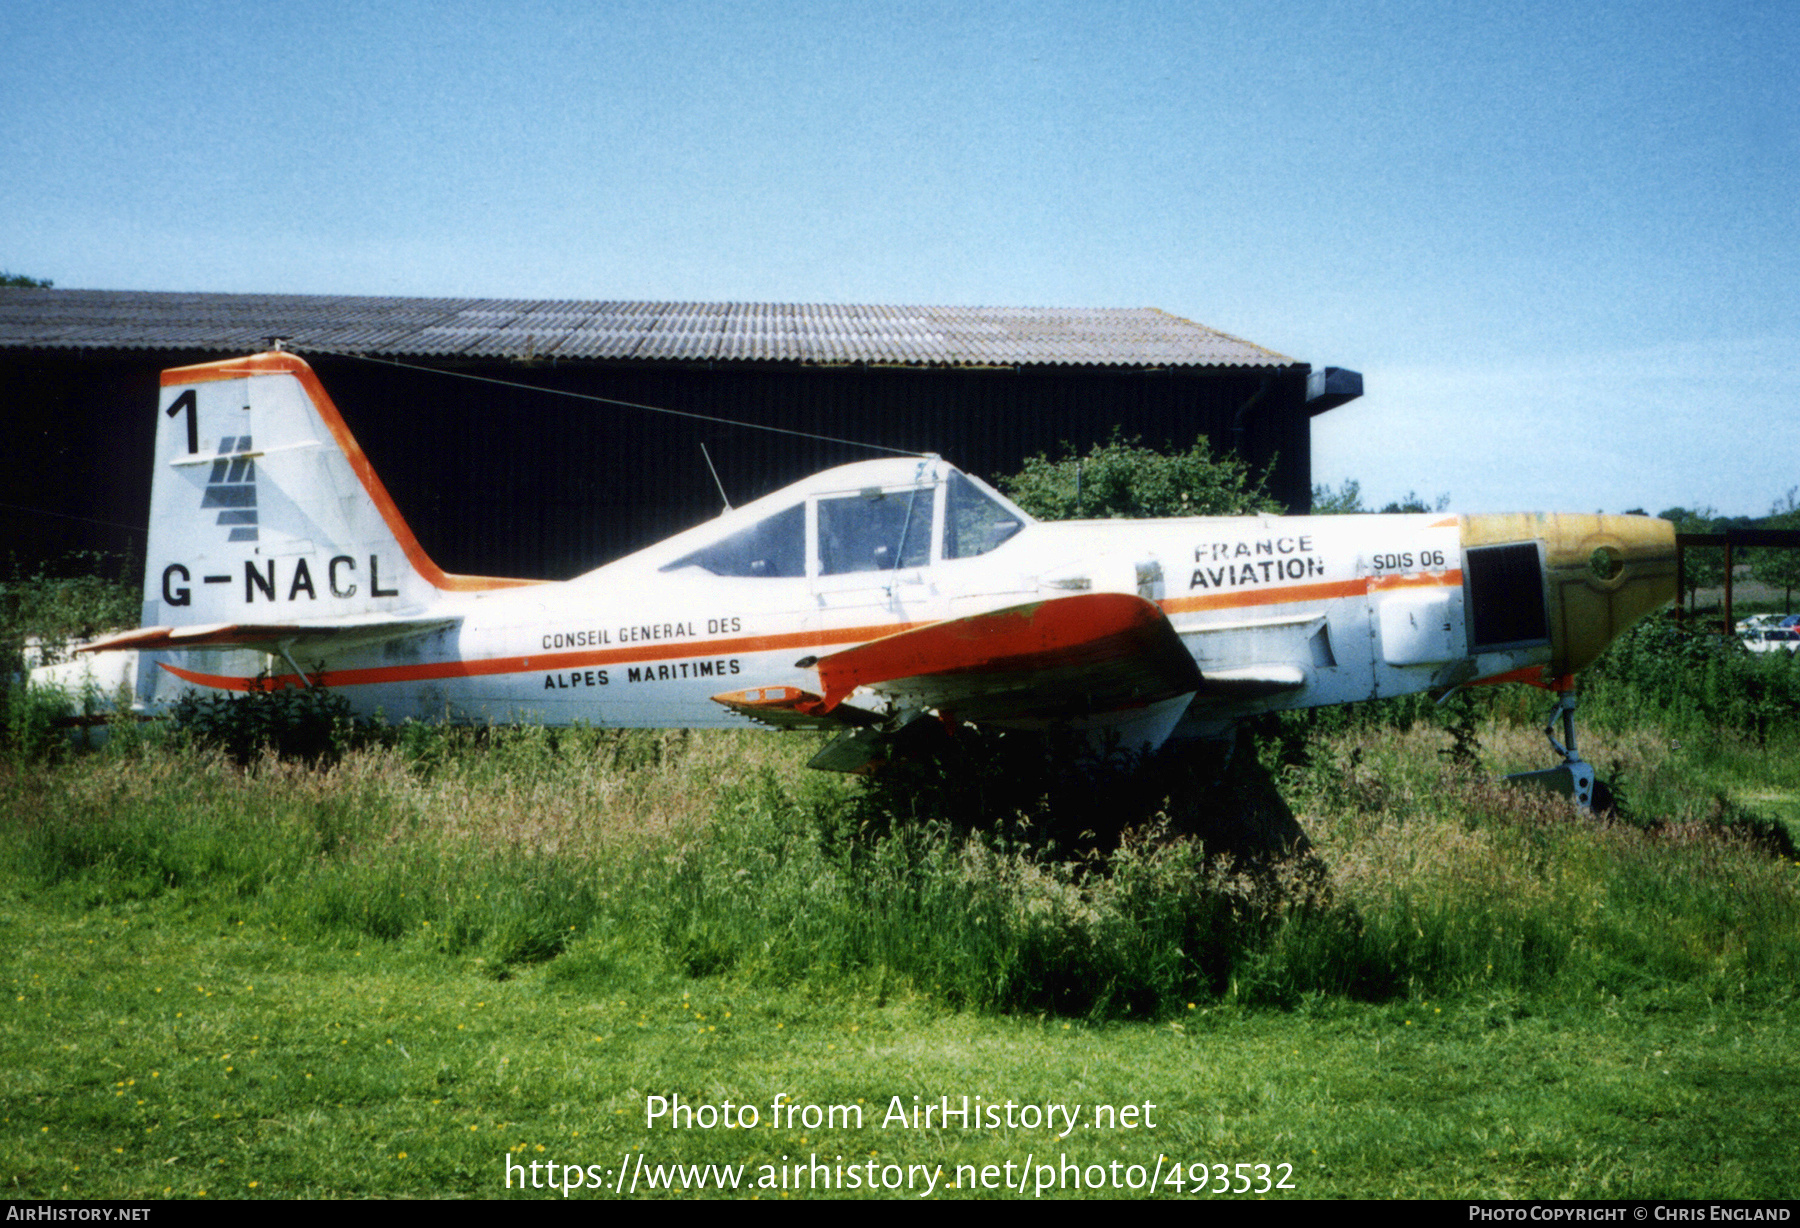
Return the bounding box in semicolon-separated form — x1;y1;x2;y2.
137;506;1512;732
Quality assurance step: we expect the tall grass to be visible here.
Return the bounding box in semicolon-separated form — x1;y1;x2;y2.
4;588;1796;1019
5;700;1795;1020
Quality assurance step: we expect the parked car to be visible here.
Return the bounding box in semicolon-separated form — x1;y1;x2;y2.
1747;627;1800;653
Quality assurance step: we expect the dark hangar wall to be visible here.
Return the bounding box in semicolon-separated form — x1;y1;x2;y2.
4;352;1311;583
5;353;165;578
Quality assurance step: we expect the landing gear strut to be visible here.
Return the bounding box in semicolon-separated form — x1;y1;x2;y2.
1501;681;1603;811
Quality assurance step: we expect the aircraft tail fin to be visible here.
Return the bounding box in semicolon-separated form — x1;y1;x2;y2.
142;352;536;630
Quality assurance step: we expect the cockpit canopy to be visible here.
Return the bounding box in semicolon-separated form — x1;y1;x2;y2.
649;459;1028;580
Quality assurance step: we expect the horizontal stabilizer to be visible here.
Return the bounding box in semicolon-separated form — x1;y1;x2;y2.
80;614;459;655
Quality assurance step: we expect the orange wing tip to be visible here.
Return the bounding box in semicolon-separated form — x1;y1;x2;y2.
714;684;824;708
712;685;839;730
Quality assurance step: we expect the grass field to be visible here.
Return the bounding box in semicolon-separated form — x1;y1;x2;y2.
3;696;1798;1200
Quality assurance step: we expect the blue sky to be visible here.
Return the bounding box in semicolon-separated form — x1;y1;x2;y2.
5;0;1795;516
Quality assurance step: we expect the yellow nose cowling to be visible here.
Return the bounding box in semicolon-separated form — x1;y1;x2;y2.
1461;513;1678;677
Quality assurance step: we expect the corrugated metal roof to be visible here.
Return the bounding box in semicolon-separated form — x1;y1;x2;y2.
0;290;1295;369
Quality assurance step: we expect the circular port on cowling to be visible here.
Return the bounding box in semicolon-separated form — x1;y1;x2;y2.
1589;545;1624;582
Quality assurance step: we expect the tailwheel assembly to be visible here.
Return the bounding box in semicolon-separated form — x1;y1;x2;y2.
1500;680;1612;812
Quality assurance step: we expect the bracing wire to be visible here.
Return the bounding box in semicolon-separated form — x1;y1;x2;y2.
0;501;148;535
699;442;732;513
290;344;922;457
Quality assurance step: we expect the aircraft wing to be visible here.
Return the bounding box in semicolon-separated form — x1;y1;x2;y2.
715;593;1202;731
818;592;1201;721
78;614;459;656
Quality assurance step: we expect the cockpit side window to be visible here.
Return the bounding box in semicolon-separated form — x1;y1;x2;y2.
660;503;805;577
943;471;1024;559
818;488;932;575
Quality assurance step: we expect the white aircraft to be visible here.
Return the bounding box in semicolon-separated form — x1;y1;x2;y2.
50;351;1678;798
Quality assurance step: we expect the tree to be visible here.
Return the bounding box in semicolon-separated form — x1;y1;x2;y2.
1000;432;1282;522
1660;506;1723;613
1310;479;1364;514
1752;488;1800;613
1379;490;1450;514
1309;481;1449;515
0;272;52;288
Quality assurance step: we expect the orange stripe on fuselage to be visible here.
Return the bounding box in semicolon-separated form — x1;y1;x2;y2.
156;619;936;692
154;570;1466;694
160;353;541;593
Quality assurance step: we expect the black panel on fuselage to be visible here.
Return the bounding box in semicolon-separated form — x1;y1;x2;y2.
1466;542;1550;650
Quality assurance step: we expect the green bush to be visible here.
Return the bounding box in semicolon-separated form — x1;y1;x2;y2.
0;552;141;759
5;681;76;763
0;552;140;672
1585;614;1800;740
171;677;353;765
1000;430;1281;521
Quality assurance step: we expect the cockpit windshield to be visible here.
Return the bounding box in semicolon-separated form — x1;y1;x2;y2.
943;471;1024;559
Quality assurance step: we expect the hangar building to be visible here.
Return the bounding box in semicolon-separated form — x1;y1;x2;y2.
0;289;1360;580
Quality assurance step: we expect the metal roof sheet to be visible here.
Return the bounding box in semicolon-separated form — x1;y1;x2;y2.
0;289;1295;369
